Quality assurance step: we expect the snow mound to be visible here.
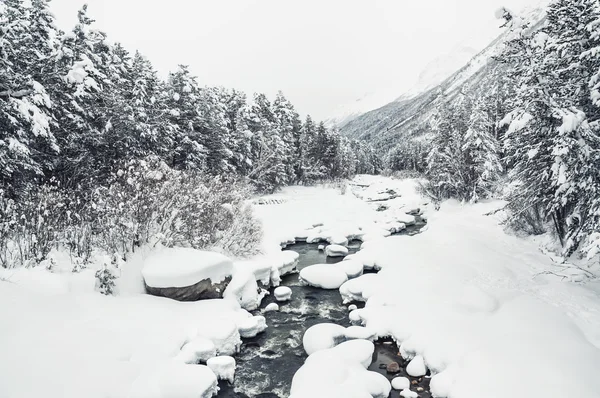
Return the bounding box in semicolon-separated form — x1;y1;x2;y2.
207;356;236;383
303;323;347;355
336;259;364;279
391;377;410;390
175;337;216;364
344;326;377;341
274;286;292;301
399;389;418;398
224;266;263;311
328;234;349;246
264;303;279;312
196;316;241;356
142;248;232;288
406;355;427;377
299;264;348;289
292;339;390;398
238;315;267;338
326;244;349;257
129;362;218;398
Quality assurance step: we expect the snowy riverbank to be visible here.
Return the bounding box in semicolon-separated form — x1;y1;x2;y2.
1;175;600;398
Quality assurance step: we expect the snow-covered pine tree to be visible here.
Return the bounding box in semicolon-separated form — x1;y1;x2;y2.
164;65;208;171
0;0;58;197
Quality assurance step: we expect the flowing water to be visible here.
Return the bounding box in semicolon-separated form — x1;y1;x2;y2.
218;219;431;398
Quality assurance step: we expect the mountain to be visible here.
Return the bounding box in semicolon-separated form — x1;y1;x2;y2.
338;6;547;156
324;46;478;128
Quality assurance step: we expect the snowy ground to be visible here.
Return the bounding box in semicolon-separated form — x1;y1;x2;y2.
2;175;600;398
257;176;600;398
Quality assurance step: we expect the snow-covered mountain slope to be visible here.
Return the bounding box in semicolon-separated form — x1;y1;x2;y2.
325;46;478;128
339;6;547;154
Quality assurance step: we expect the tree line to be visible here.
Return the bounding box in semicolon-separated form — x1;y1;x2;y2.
0;0;381;200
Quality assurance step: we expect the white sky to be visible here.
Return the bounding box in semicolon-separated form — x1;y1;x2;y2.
49;0;544;120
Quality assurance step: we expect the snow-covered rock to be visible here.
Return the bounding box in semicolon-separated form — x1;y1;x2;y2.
238;315;267;338
391;377;411;390
224;266;264;311
299;264;348;289
318;244;325;251
264;303;279;312
406;355;427;377
328;234;349;246
274;286;292;301
348;304;358;311
292;338;390;398
325;244;349;257
207;356;236;383
174;337;216;364
336;259;364;279
303;323;347;355
344;326;377;341
400;389;418;398
196;316;241;356
142;248;233;301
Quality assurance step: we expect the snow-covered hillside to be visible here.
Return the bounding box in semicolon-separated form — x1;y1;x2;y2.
338;6;547;152
325;46;478;128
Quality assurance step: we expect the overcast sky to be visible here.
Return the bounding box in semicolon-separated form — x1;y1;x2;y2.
49;0;544;120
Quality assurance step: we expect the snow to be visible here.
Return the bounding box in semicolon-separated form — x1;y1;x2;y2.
326;244;349;257
257;176;600;398
238;315;267;338
129;362;218;398
336;259;364;278
224;264;264;310
174;337;216;364
274;286;292;301
302;323;347;355
391;377;411;390
406;355;427;377
399;389;418;398
207;356;236;383
299;264;349;289
142;247;233;288
328;234;349;246
0;280;252;398
264;302;280;312
348;304;358;311
291;339;390;398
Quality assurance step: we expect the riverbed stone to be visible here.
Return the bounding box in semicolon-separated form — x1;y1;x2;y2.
386;362;401;374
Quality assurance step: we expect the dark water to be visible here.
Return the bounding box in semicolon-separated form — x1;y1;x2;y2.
218;218;429;398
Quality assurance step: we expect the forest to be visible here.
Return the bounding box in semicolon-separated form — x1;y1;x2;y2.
0;0;380;269
382;2;600;261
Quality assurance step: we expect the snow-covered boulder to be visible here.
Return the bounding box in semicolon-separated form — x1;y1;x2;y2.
344;326;377;341
274;286;292;302
238;315;267;338
328;234;349;246
207;356;236;383
142;248;233;301
391;377;411;390
299;264;348;289
325;244;349;257
174;337;216;364
224;267;264;311
336;259;364;279
406;355;427;377
303;323;347;355
291;338;390;398
196;317;241;356
264;303;279;312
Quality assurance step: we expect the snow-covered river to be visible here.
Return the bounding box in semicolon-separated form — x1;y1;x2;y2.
219;220;430;398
